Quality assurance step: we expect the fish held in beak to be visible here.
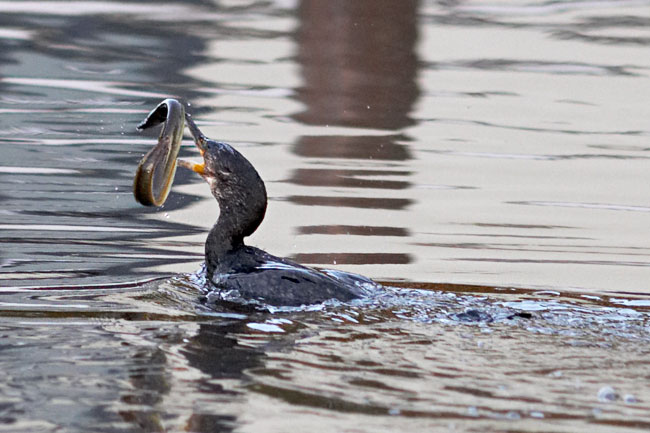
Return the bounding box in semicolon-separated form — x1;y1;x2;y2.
133;98;185;207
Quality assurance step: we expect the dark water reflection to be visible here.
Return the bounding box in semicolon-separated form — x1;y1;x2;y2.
286;195;414;210
297;225;410;237
294;135;412;160
294;0;419;129
1;0;650;432
1;280;649;432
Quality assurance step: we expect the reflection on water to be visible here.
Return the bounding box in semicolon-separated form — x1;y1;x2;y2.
294;135;412;160
1;0;650;431
294;0;418;130
289;0;418;269
286;194;414;210
1;280;649;432
288;168;411;189
297;225;410;237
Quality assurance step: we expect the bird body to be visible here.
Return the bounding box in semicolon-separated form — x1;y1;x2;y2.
135;99;375;307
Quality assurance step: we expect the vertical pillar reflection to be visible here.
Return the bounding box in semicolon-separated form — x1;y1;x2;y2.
294;0;419;130
288;1;419;267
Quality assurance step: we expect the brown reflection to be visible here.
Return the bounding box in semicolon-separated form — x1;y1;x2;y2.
294;0;419;129
289;168;410;189
292;253;411;265
119;348;169;432
119;321;266;433
298;225;409;237
287;195;412;209
295;135;412;160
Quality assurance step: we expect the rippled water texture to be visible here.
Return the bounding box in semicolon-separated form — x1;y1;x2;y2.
1;0;650;432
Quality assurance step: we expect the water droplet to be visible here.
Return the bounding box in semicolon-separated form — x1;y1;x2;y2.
624;394;638;404
597;386;618;402
506;411;521;420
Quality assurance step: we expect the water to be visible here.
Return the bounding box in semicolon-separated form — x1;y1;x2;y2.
1;0;650;431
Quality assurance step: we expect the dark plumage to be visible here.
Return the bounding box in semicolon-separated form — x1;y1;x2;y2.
183;114;373;306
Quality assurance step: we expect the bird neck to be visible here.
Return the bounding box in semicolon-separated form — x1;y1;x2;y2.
205;183;267;278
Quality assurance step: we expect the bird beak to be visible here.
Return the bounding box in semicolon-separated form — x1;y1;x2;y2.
177;113;209;176
185;113;207;157
177;159;205;176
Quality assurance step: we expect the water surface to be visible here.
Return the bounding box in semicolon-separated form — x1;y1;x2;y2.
1;0;650;431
